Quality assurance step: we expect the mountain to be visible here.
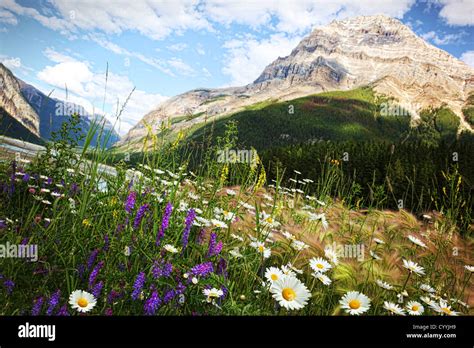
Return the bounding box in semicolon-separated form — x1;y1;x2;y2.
19;81;120;147
0;63;42;143
0;63;120;147
119;15;474;148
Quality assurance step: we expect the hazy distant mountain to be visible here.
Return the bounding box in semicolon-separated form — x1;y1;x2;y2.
120;15;474;148
19;80;120;147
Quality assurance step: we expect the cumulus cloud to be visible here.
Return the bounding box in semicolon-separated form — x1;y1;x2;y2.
1;56;22;69
167;43;188;51
437;0;474;26
221;33;302;86
421;30;466;45
37;49;168;134
460;50;474;67
2;0;417;40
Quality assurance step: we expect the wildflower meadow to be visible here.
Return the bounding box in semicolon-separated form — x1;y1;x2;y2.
0;118;472;317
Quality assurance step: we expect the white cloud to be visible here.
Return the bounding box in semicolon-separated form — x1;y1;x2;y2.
1;56;21;69
421;30;466;45
221;33;302;86
460;50;474;67
0;9;17;25
37;49;168;134
437;0;474;26
196;43;206;55
167;43;188;51
2;0;417;40
204;0;416;33
167;57;196;76
1;0;212;40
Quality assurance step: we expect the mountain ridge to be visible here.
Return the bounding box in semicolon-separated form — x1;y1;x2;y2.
119;14;474;148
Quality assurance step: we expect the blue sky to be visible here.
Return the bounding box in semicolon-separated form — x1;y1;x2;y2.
0;0;473;134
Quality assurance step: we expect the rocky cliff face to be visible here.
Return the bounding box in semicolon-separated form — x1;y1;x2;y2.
120;15;474;147
0;63;40;136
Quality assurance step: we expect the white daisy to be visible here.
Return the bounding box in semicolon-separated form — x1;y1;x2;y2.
250;241;271;259
384;301;406;315
203;288;223;303
280;265;296;277
324;247;339;265
270;275;311;310
281;231;296;240
407;235;427;248
370;250;381;260
211;219;228;229
313;272;332;286
291;240;309;251
163;244;179;253
226;189;237;196
373;238;385;245
406;301;424;315
376;279;393;290
339;291;371;315
420;283;436;293
229;247;243;258
420;296;436;306
69;290;97;313
464;265;474;273
265;267;284;284
309;257;332;273
260;212;280;228
402;259;425;276
430;299;459;316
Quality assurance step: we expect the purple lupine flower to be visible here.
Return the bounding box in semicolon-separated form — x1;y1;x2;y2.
144;291;161;315
196;229;206;245
0;220;6;229
46;177;53;185
133;203;150;229
4;279;14;295
163;289;175;304
152;261;173;279
207;233;223;257
87;249;100;269
57;304;69;316
132;272;146;300
181;209;196;251
156;202;173;246
103;234;110;252
190;261;214;278
46;289;61;315
107;290;123;304
20;237;29;245
23;173;30;182
70;182;79;195
124;191;137;214
175;282;186;296
105;308;113;316
216;257;228;277
31;296;44;316
77;264;86;280
88;261;104;287
92;281;104;298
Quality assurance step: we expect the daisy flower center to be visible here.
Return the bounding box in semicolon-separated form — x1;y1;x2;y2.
441;307;451;315
258;246;264;252
77;298;89;308
412;305;419;311
282;288;296;301
349;299;361;309
316;264;324;269
266;217;273;223
271;274;278;281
